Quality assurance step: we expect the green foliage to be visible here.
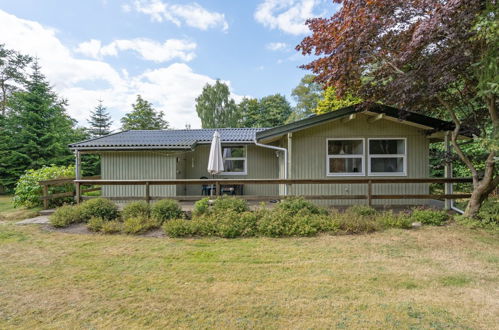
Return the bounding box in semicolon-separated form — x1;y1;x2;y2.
0;44;32;115
195;80;240;128
88;100;112;137
238;97;260;127
277;197;323;215
79;198;118;222
13;165;75;208
410;208;449;226
331;210;380;234
162;219;196;237
192;197;210;217
0;61;80;190
257;209;332;237
121;95;169;130
123;216;159;234
315;87;361;115
291;74;323;119
49;205;81;228
257;94;293;127
101;220;123;234
347;205;377;216
151;199;183;224
212;197;249;214
122;201;150;220
455;198;499;230
87;216;105;232
376;211;413;229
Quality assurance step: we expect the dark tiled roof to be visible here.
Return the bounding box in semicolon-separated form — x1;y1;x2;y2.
69;128;267;150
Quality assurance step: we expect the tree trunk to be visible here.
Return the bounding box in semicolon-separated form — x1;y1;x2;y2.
464;172;498;218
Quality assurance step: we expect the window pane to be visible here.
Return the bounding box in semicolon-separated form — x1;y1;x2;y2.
222;146;245;158
223;159;245;173
370;157;404;173
329;158;362;174
328;140;363;155
369;139;405;154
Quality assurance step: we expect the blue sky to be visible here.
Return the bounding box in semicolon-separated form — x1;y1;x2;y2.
0;0;338;129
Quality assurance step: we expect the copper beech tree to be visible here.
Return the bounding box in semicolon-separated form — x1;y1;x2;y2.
298;0;498;218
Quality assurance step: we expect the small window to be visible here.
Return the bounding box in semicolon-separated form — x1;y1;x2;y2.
368;138;406;176
222;146;247;175
327;139;364;176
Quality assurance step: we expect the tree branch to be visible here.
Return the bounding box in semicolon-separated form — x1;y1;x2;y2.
437;95;479;185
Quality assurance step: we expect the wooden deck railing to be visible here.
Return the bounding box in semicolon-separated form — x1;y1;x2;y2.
39;176;101;209
67;178;473;207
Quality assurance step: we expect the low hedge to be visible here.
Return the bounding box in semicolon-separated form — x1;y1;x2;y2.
151;199;183;224
79;198;119;222
49;205;82;228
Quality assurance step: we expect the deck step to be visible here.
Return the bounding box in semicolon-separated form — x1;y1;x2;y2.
39;209;56;216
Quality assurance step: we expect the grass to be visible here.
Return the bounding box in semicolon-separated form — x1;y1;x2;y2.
0;224;497;328
0;195;40;222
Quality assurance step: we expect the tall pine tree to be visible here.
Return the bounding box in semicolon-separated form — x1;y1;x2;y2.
0;60;77;189
121;95;169;130
88;100;112;137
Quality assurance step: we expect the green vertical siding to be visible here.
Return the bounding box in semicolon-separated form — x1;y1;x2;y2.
184;144;279;196
289;114;429;205
101;151;176;199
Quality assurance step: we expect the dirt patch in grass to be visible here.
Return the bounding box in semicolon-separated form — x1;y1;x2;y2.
0;224;497;328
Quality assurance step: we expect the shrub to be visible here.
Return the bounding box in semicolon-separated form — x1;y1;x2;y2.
79;198;119;222
122;201;150;220
123;216;159;234
333;211;380;234
209;211;259;238
49;205;82;228
347;205;377;216
87;216;105;232
14;165;75;208
478;198;499;225
192;197;211;217
277;196;323;215
163;219;196;237
257;208;333;237
151;199;183;224
101;220;123;234
376;211;413;229
410;208;449;226
212;197;249;214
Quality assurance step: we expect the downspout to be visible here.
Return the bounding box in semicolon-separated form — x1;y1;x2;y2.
253;138;288;195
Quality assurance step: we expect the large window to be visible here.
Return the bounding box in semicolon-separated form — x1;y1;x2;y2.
327;139;364;176
368;138;406;176
221;146;247;175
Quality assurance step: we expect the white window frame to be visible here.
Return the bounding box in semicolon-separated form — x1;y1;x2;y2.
367;137;407;176
221;145;247;175
326;138;365;176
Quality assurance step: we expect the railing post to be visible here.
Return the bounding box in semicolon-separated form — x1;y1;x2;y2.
367;180;372;207
444;132;452;210
75;182;81;204
145;181;150;204
216;181;221;197
42;184;49;209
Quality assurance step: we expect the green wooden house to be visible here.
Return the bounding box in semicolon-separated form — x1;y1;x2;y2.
70;103;468;206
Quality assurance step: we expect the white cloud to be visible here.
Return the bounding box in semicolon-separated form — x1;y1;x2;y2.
255;0;321;35
0;9;239;129
75;38;197;63
129;0;229;32
266;42;288;51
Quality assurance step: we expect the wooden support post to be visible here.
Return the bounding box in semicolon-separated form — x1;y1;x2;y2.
367;180;373;207
42;184;49;209
75;182;81;204
145;182;150;204
216;181;221;196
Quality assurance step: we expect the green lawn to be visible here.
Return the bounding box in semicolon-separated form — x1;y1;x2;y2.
0;223;497;328
0;195;40;222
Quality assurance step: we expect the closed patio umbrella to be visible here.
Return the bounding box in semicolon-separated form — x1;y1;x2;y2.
207;131;224;195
